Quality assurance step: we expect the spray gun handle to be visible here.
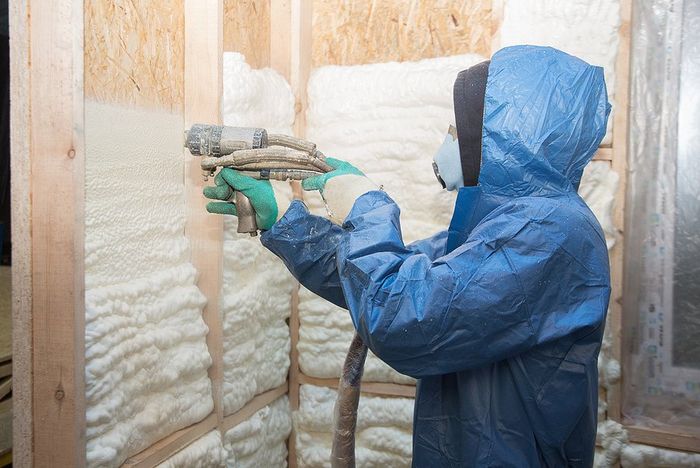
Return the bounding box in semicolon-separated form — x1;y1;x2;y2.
234;191;258;236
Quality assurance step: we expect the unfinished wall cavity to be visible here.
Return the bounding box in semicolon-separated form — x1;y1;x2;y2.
498;0;620;144
223;396;292;467
156;396;291;467
311;0;495;67
157;431;227;468
295;385;413;467
220;52;296;415
82;2;219;465
84;102;213;467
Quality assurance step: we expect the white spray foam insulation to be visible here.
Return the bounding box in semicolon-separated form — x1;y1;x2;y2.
223;52;295;134
224;396;292;467
499;0;620;144
301;54;486;386
621;443;700;467
295;385;413;467
84;102;213;467
298;287;414;385
157;431;227;468
305;54;485;237
221;52;296;415
580;161;619;249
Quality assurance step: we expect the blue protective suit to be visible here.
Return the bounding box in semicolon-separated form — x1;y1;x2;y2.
261;46;611;467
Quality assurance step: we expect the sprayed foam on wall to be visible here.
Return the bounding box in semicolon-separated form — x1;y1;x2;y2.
224;396;292;467
220;53;296;415
499;0;620;145
580;161;620;250
157;431;227;468
155;397;291;468
84;102;213;467
295;385;413;467
297;286;413;384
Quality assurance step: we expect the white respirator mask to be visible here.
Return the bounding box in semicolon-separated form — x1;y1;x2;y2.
432;125;464;191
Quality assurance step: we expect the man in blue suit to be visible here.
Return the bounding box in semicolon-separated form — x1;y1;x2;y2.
206;45;611;467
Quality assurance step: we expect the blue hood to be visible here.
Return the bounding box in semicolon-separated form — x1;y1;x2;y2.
479;46;610;196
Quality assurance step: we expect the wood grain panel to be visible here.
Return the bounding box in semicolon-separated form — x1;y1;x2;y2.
85;0;185;110
312;0;494;67
224;0;271;68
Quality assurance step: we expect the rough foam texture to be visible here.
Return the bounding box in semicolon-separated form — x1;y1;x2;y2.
621;443;700;467
305;54;485;236
301;54;485;385
85;102;213;467
223;52;295;134
155;398;291;467
298;287;413;385
579;162;620;249
296;385;413;467
224;396;292;467
157;431;227;468
499;0;620;144
221;52;296;415
594;420;628;468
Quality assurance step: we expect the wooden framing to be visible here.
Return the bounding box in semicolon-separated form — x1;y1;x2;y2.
9;0;32;465
12;0;697;465
606;0;632;425
626;426;700;454
11;0;87;466
184;0;225;428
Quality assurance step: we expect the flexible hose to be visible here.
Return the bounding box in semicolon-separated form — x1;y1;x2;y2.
198;135;370;465
331;332;368;468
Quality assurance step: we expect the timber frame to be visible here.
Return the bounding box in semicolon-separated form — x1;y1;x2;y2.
10;0;699;466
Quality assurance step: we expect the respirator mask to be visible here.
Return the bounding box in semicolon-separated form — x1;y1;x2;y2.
432;125;464;191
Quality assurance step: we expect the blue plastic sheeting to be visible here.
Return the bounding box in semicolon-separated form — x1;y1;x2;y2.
262;45;611;467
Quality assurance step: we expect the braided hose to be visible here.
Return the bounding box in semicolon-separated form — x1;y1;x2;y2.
331;332;368;468
200;132;367;467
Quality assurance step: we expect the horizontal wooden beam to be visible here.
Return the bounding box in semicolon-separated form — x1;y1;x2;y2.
122;383;290;467
626;426;700;454
221;383;290;433
0;379;11;400
122;413;218;467
593;147;613;161
0;363;10;380
298;373;416;399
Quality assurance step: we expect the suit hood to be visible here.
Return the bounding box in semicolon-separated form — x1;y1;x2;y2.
479;46;610;197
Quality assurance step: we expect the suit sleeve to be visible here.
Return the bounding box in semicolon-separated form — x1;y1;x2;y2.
261;199;449;310
337;191;609;378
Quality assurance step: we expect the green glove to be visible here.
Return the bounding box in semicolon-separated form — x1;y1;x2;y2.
301;158;366;191
203;168;287;230
302;157;378;224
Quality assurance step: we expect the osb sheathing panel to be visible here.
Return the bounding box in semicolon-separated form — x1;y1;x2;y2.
224;0;270;68
312;0;495;67
85;0;184;111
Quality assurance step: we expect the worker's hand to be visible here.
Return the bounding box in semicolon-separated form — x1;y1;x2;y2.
203;168;289;230
302;157;378;224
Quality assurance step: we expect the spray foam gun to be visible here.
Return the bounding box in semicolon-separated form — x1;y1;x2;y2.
184;124;335;236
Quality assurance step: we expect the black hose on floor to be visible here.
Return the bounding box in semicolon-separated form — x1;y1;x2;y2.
330;332;368;468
